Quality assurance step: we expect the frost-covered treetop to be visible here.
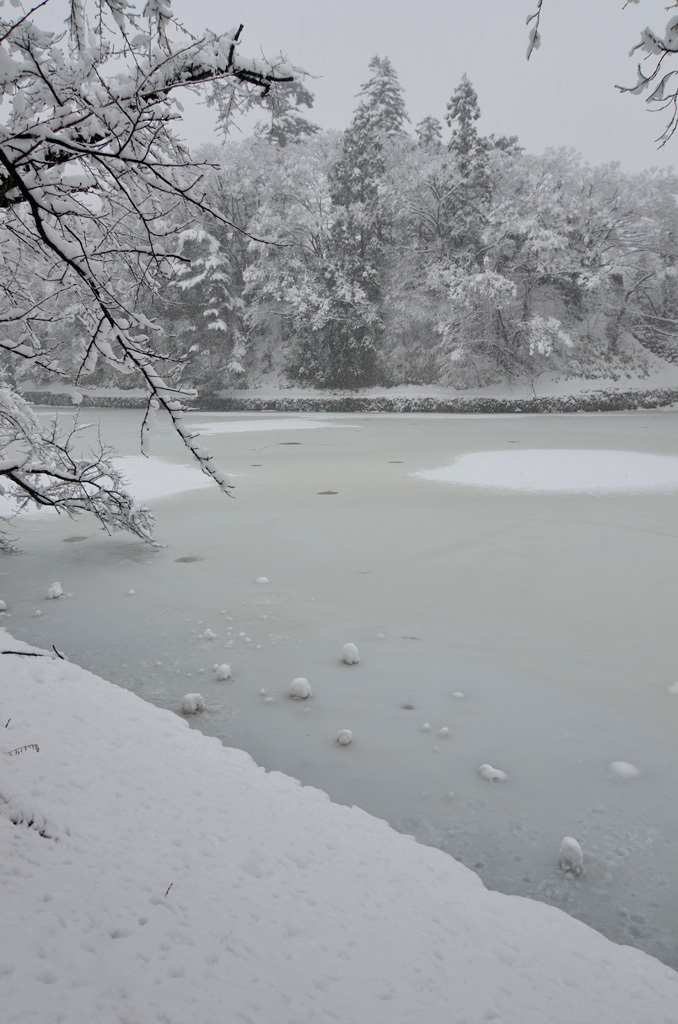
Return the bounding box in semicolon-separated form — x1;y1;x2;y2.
356;54;409;137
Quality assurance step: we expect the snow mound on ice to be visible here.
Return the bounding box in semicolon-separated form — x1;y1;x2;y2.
290;677;312;700
559;836;584;877
182;693;205;714
336;729;353;746
478;764;508;783
341;642;360;665
214;663;232;681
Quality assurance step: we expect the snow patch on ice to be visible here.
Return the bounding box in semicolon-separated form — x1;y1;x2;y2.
609;761;641;779
478;764;508;783
414;449;678;494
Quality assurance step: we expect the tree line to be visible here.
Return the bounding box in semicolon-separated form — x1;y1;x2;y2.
130;56;678;393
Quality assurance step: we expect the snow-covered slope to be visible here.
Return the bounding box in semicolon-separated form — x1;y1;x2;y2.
2;630;677;1024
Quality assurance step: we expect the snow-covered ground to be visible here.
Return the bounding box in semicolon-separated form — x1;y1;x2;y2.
2;629;677;1024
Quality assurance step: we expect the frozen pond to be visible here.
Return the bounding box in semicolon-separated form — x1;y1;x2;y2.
5;408;678;968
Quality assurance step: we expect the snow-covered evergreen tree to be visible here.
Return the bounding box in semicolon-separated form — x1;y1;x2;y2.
445;75;491;204
416;117;443;149
356;56;409;137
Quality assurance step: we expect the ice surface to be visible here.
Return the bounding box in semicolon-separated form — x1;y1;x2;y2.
414;449;678;493
7;408;678;970
184;416;357;434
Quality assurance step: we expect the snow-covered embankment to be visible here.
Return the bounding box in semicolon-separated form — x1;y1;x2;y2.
2;629;677;1024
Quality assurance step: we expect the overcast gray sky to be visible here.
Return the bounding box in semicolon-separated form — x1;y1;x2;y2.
172;0;678;172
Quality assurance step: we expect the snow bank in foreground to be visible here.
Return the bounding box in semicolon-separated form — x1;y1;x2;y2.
2;630;677;1024
415;449;678;494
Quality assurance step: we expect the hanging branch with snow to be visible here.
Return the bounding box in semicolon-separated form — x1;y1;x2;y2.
526;1;678;145
0;0;293;543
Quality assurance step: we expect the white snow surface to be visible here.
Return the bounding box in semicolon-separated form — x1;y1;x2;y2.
414;449;678;493
2;630;678;1024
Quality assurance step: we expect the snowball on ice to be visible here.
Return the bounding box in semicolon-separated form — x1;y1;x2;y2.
438;727;449;738
0;600;6;611
559;836;584;877
341;643;360;665
46;582;64;600
127;589;136;596
421;722;431;732
214;663;232;681
182;693;205;714
33;610;42;618
336;729;353;746
609;761;641;779
199;628;217;640
478;764;508;783
255;577;270;584
290;677;312;700
452;692;465;699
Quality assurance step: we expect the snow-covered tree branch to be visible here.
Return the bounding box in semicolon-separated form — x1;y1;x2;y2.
0;0;293;545
526;1;678;144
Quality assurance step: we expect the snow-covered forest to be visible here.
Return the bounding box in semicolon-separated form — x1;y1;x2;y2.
8;50;678;400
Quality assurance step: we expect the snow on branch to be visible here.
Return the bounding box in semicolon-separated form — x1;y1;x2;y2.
0;387;155;550
526;1;678;145
0;1;295;539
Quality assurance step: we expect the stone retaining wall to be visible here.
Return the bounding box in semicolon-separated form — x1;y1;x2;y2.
20;387;678;414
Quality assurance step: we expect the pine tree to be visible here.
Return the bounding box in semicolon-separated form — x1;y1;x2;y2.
356;56;409;136
416;116;443;149
445;74;490;191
